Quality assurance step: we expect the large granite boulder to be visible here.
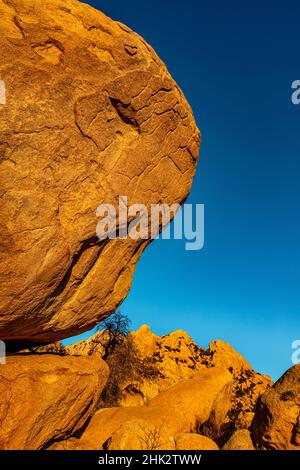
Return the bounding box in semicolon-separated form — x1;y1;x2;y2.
0;354;109;449
0;0;200;347
251;364;300;450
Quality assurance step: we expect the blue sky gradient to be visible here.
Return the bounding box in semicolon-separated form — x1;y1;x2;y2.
64;0;300;380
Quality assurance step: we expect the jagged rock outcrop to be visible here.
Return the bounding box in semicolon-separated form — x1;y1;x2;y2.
48;325;276;450
126;326;272;417
65;330;107;356
251;364;300;450
0;0;200;347
130;324;158;358
0;354;109;450
209;339;252;372
66;325;272;432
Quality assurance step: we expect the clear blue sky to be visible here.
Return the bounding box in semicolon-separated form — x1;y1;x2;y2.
65;0;300;380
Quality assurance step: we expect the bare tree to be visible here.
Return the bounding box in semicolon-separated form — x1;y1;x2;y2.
96;310;130;360
96;312;160;408
138;422;165;450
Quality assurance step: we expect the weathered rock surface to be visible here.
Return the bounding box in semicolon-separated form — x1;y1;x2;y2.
0;354;109;449
223;429;255;450
66;325;272;430
107;424;220;451
149;367;233;432
47;326;273;450
251;364;300;450
122;326;272;416
106;418;176;450
175;433;219;450
209;339;252;372
234;411;255;430
51;366;232;450
61;406;186;450
65;329;107;356
0;0;200;347
50;399;223;451
130;324;159;358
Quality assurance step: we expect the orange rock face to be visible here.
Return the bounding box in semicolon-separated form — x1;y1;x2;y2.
125;326;273;417
66;325;272;423
47;325;277;451
0;0;200;346
66;406;185;450
0;354;109;450
175;433;219;450
223;429;255;450
251;364;300;450
148;367;233;433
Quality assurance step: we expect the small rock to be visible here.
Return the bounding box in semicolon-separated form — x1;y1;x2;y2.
223;429;255;450
175;433;219;450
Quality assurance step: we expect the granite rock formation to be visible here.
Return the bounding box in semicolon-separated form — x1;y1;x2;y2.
58;325;273;450
251;364;300;450
67;325;272;422
0;354;109;449
223;429;255;450
0;0;200;347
